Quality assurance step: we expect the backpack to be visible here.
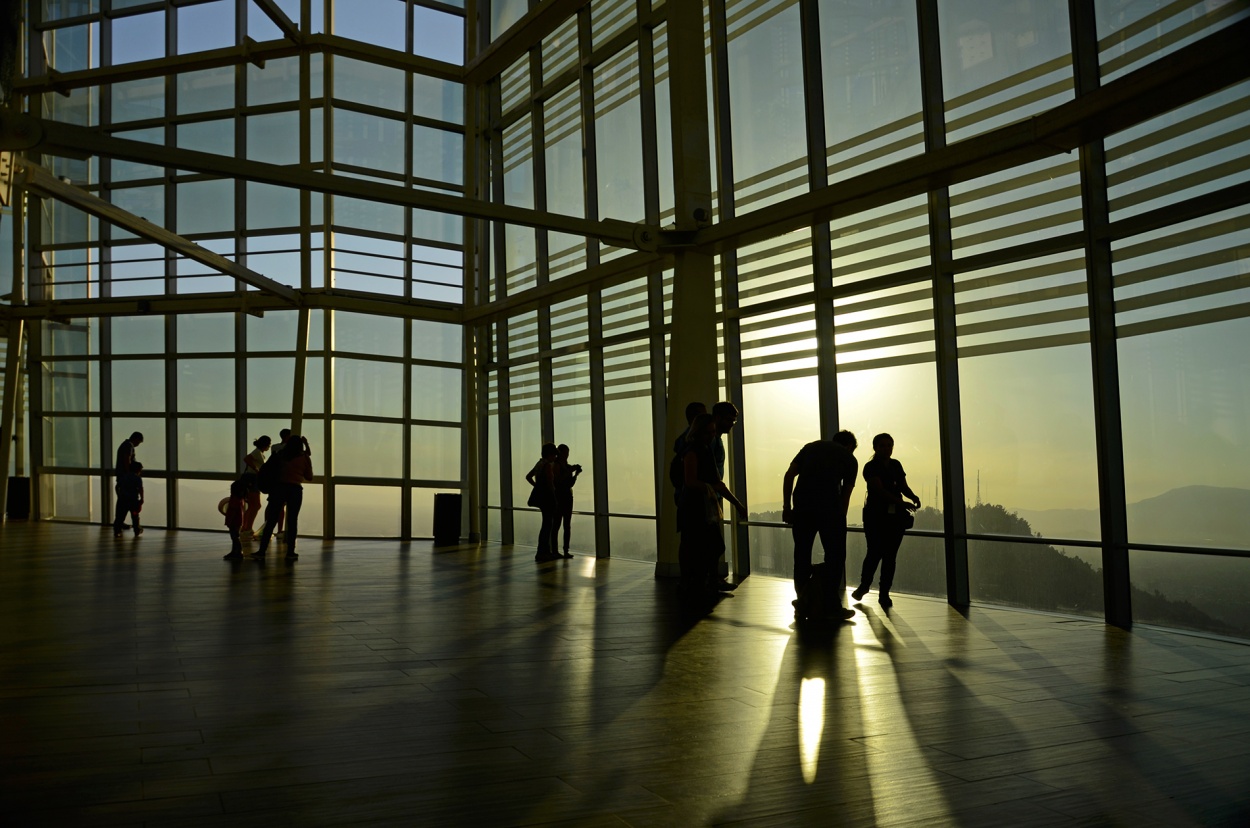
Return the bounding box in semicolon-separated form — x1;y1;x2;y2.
256;451;284;495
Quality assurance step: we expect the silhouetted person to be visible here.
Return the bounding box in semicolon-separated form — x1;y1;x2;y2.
240;434;271;540
853;433;921;609
527;443;561;561
783;430;858;617
710;401;738;484
671;401;707;507
222;478;248;560
113;462;144;538
115;431;143;473
554;444;581;558
678;413;747;597
255;435;312;561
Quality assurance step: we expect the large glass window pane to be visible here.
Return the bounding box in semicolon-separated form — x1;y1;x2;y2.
336;485;401;536
177;179;235;236
1130;550;1250;639
603;341;654;516
552;353;595;522
939;0;1074;143
412;8;463;64
595;46;644;224
333;0;405;50
609;516;656;563
509;363;542;510
178;359;235;413
413;74;463;124
742;373;817;526
247;57;301;106
412;124;463;185
332;358;402;418
44;416;91;468
968;537;1104;617
955;252;1098;539
333;56;405;112
333;421;403;478
111;359;165;413
727;0;807;212
411;425;461;482
247;111;302;166
492;0;528;40
177;313;235;353
177;479;229;531
819;0;923;181
1115;207;1250;551
411;364;461;422
112;76;164;123
177;419;236;473
110;315;164;354
178;0;235;54
1095;0;1250;82
177;67;235;115
334;110;406;175
333;311;402;356
113;416;167;471
412;320;461;363
113;12;164;64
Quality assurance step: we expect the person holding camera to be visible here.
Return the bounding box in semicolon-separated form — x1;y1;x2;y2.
554;444;582;558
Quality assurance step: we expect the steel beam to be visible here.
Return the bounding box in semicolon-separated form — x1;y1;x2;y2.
463;0;593;84
14;116;657;252
690;15;1250;256
9;288;461;324
15;160;301;305
252;0;303;44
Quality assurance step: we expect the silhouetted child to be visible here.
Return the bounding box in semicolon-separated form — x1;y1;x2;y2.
113;462;144;538
222;478;248;560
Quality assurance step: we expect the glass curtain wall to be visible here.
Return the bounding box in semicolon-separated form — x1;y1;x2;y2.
477;0;1250;638
25;0;467;539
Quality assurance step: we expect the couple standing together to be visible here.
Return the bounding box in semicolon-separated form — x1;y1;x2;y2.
783;431;921;615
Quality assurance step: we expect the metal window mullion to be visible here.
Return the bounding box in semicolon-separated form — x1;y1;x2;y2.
95;8;114;525
590;289;610;556
800;0;839;442
1070;0;1131;628
497;318;515;544
530;46;554;443
916;0;969;607
235;0;250;462
164;5;179;531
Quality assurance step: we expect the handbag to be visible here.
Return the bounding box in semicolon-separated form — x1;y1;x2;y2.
888;503;914;531
527;485;542;509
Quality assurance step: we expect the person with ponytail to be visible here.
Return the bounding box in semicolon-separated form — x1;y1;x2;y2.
852;433;921;609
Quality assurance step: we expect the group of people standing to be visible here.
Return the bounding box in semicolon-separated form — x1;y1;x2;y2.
782;429;920;617
223;429;312;562
525;443;582;561
671;400;921;616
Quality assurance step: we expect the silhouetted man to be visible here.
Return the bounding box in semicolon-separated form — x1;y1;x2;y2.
115;431;143;474
783;430;858;613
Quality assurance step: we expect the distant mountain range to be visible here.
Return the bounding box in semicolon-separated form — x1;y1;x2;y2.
1012;485;1250;550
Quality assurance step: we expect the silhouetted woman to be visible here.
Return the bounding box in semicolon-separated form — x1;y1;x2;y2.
678;413;746;596
553;444;581;558
255;435;312;562
852;433;920;608
240;434;271;539
526;443;561;561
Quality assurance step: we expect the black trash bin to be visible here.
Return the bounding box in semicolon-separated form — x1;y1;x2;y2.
432;493;461;546
6;476;31;520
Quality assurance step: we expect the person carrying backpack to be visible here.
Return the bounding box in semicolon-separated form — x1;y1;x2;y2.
254;435;312;561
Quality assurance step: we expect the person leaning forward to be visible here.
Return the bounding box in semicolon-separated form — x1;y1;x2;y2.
782;430;859;605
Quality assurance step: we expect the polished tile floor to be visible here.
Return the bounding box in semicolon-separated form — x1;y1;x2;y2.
2;521;1249;827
